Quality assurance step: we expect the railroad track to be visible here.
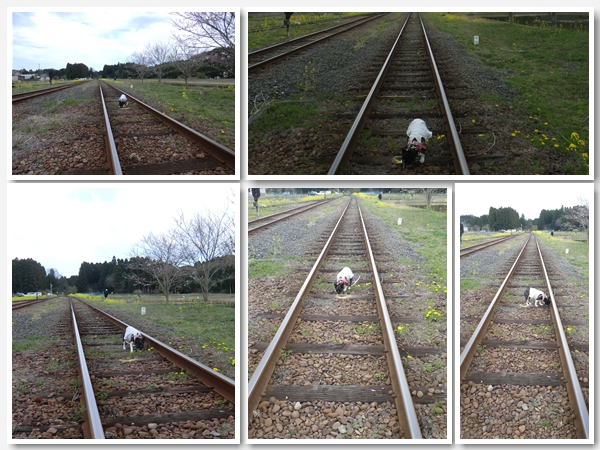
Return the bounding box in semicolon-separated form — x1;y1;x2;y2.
12;82;84;104
64;81;235;175
248;199;334;234
460;235;519;258
248;196;429;439
12;297;235;439
13;80;234;175
248;13;388;73
329;12;472;175
12;297;51;310
459;234;589;439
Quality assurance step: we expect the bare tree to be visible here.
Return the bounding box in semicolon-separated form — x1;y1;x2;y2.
170;12;235;52
145;41;172;83
564;197;589;240
173;207;235;303
129;232;186;302
172;41;202;88
129;50;151;82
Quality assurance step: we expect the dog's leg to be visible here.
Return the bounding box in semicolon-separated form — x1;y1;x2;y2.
130;342;134;353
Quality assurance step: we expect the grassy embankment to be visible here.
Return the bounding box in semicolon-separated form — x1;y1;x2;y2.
426;13;589;174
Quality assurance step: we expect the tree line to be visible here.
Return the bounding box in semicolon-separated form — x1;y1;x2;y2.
12;205;235;302
16;13;235;86
461;200;589;236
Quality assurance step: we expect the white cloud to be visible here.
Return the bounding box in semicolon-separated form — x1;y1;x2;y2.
8;183;237;277
12;10;176;71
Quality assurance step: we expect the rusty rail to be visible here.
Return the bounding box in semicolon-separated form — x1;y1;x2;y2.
460;234;518;258
536;238;589;439
419;13;469;175
249;14;387;72
69;299;105;439
99;83;123;175
328;14;411;174
357;201;421;438
12;82;84;104
248;198;335;234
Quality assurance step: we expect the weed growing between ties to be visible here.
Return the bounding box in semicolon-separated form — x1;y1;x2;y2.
426;12;589;174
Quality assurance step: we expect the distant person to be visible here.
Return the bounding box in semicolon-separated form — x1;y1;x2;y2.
460;222;464;243
284;12;294;36
104;289;109;300
551;230;554;236
119;94;128;108
378;193;382;201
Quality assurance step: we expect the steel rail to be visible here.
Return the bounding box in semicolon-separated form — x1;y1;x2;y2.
100;81;235;170
418;13;469;175
249;14;387;72
248;199;334;234
77;299;235;403
460;234;531;380
69;299;105;439
460;235;518;258
248;197;353;413
12;298;50;310
536;239;589;439
357;201;422;438
98;83;123;175
12;82;83;104
328;13;411;174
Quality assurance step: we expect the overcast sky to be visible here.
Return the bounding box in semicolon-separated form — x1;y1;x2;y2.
8;183;237;278
11;10;178;72
455;183;592;220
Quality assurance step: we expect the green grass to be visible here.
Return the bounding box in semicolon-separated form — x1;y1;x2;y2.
461;278;481;291
250;101;324;133
357;192;447;291
248;259;286;278
534;231;589;278
13;336;53;353
425;12;589;174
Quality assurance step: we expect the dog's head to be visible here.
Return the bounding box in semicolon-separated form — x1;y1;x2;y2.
334;280;347;295
402;145;418;167
133;334;145;351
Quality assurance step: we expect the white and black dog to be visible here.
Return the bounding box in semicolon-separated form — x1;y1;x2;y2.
334;267;354;295
402;119;433;167
123;325;145;353
524;287;550;307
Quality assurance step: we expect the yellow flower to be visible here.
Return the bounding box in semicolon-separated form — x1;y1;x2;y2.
571;132;580;141
213;367;220;372
511;133;516;137
582;153;588;160
407;355;412;359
